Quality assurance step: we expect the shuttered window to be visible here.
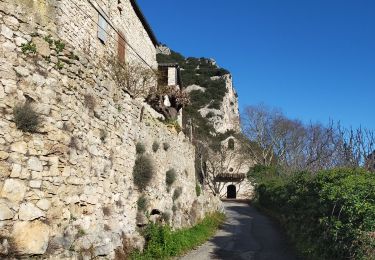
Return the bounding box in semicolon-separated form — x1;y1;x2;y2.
98;13;107;43
118;31;125;62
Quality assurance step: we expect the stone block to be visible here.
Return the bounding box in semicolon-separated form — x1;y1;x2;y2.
19;202;45;220
12;221;50;255
0;203;14;220
1;24;13;39
27;157;43;172
1;179;27;202
36;199;51;211
10;141;27;154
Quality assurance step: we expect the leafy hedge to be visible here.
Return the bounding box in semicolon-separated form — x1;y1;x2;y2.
249;167;375;260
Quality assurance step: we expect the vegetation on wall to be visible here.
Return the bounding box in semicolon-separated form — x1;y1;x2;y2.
13;103;41;133
157;50;230;142
165;169;177;188
131;212;225;259
249;166;375;260
133;154;155;191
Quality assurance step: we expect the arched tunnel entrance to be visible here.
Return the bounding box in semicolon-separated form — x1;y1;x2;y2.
227;184;236;199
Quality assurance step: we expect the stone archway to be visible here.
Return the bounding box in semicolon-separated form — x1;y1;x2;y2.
227;184;236;199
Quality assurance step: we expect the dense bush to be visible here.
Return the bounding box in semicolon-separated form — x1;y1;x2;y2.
152;141;159;153
131;212;225;259
137;196;148;212
166;169;177;187
135;142;146;154
250;167;375;260
133;155;154;191
13;103;41;133
163;142;170;151
173;187;182;201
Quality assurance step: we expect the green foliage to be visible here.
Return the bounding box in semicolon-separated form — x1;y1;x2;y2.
131;212;225;259
166;169;177;187
173;187;182;201
21;41;37;54
195;183;201;197
152;141;159;153
132;155;154;191
54;40;65;53
157;49;230;143
13;103;41;133
252;168;375;260
135;142;146;155
43;35;53;46
56;60;64;70
137;196;148;212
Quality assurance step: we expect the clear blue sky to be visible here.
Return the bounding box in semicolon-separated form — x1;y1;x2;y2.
138;0;375;130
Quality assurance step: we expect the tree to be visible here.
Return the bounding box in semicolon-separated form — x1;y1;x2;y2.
196;137;252;196
242;104;375;172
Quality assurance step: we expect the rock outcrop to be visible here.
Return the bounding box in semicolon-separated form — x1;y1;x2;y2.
199;74;240;133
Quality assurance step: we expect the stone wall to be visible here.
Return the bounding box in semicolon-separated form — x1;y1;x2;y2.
0;2;222;258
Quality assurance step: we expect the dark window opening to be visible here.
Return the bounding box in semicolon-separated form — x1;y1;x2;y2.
228;139;235;150
227;185;236;199
158;67;168;87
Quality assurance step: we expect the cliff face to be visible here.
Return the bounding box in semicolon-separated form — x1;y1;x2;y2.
157;48;241;139
198;74;240;134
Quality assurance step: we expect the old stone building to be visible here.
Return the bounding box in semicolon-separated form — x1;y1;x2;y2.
216;136;254;200
0;0;222;258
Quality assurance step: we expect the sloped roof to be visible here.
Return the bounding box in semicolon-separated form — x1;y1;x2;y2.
130;0;158;46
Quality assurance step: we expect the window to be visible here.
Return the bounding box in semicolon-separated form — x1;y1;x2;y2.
117;31;125;63
97;12;107;43
228;139;235;150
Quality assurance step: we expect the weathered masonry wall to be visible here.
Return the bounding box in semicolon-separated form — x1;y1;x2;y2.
56;0;157;68
0;1;221;258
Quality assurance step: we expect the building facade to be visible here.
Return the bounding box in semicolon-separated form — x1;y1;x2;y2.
214;136;254;200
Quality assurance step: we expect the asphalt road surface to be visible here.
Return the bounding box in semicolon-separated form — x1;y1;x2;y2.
180;201;300;260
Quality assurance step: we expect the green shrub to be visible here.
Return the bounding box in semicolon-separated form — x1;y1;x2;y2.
21;41;36;54
137;196;147;212
102;206;111;216
84;94;96;111
163;142;170;151
253;168;375;260
166;169;177;187
13;103;41;133
133;155;154;191
54;40;65;53
152;141;159;153
131;212;225;259
195;183;201;197
161;212;171;223
135;142;146;154
172;187;182;201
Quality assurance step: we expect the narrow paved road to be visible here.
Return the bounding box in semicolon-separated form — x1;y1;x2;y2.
180;201;299;260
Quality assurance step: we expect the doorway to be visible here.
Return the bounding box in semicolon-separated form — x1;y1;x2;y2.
227;185;236;199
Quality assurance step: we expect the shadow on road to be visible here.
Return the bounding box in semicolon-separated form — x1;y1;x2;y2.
199;202;300;260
